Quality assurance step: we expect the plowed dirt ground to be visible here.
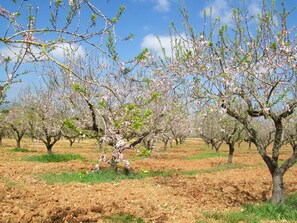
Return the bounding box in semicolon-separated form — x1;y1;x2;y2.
0;138;296;223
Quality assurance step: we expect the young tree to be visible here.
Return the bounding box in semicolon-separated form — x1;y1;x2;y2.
163;1;297;203
5;103;28;148
195;109;224;153
24;87;66;155
220;115;245;164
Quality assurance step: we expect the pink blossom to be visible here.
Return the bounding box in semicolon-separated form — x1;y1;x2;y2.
119;62;125;71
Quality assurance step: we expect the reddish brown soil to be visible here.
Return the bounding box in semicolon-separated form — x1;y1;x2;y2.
0;138;296;223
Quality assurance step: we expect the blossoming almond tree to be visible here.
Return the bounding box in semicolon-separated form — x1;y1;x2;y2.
164;1;297;203
4;102;28;148
23;86;66;155
44;52;159;171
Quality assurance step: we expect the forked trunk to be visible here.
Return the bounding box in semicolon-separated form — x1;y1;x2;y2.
69;139;75;147
270;170;285;204
47;145;53;155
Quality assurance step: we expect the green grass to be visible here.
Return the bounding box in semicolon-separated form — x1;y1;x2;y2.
185;152;228;160
1;176;25;188
10;147;37;153
39;163;246;184
201;192;297;223
25;153;87;162
40;168;175;184
181;163;246;176
104;213;144;223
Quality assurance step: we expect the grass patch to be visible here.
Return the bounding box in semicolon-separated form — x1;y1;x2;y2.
40;168;174;184
1;176;23;188
25;153;87;162
185;152;228;160
104;213;144;223
201;192;297;223
10;147;37;153
182;163;246;176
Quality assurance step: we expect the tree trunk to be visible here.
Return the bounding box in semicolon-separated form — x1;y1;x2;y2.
47;145;53;155
0;134;3;146
215;146;219;153
110;156;118;172
16;139;21;148
227;143;235;164
163;140;168;151
270;170;285;204
69;139;75;147
175;138;179;146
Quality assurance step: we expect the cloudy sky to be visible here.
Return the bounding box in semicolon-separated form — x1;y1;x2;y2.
1;0;297;100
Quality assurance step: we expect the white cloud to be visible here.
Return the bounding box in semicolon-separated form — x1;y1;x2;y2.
200;0;232;24
141;33;172;57
0;44;45;63
134;0;170;12
0;43;85;63
141;33;188;58
50;43;85;61
154;0;170;12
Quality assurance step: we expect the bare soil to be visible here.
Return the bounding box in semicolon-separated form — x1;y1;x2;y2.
0;138;296;223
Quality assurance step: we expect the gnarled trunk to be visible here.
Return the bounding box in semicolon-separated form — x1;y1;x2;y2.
271;170;285;204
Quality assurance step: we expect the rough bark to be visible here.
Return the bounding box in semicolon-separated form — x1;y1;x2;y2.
271;170;285;204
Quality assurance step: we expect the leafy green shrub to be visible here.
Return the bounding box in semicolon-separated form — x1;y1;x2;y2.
139;148;151;157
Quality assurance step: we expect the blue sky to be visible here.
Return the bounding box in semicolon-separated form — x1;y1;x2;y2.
1;0;297;101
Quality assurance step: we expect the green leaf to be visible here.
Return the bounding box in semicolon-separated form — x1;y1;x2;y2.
64;118;75;129
91;13;96;21
55;0;62;6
